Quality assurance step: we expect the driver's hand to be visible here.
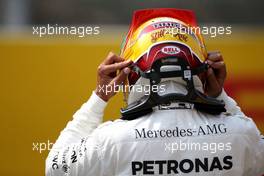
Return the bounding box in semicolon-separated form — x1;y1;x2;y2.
204;51;227;97
95;52;133;102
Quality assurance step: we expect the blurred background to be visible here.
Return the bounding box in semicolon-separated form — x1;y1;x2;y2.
0;0;263;175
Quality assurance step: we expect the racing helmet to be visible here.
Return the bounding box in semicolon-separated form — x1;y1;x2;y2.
121;8;207;86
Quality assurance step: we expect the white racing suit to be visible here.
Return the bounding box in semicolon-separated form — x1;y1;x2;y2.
46;81;264;176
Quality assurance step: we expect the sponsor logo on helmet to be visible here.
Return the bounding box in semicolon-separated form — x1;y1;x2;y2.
152;22;180;29
161;46;180;55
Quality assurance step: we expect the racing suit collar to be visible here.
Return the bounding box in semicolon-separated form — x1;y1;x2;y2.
127;76;204;105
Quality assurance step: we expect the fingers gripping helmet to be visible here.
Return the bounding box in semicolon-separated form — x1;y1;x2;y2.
120;8;225;120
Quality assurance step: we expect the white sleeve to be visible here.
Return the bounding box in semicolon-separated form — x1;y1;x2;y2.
217;89;264;174
245;120;264;175
45;91;108;176
253;130;264;175
216;89;245;116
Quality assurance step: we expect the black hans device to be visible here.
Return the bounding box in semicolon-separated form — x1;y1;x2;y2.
121;57;226;120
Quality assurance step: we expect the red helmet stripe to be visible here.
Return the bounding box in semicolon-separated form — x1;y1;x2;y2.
123;8;198;51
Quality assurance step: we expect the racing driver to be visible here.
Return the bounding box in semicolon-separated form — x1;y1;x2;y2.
46;8;264;176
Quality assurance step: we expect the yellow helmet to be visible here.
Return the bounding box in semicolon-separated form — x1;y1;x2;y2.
121;8;207;85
